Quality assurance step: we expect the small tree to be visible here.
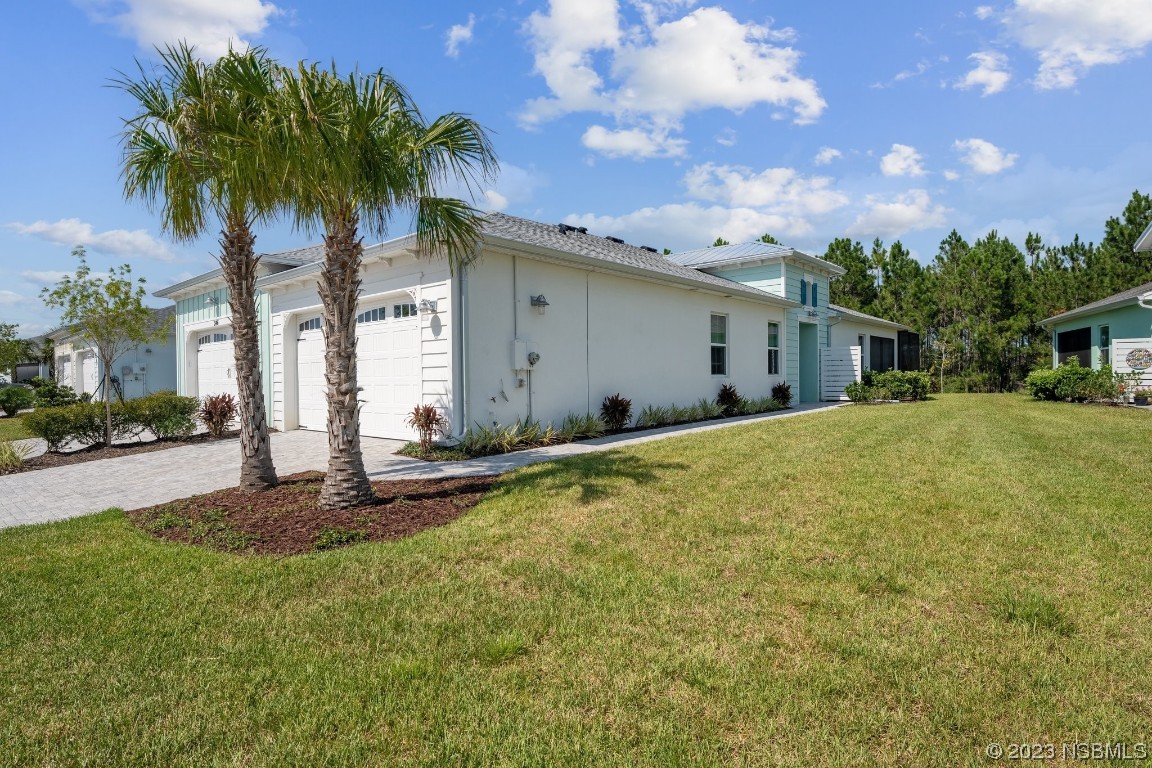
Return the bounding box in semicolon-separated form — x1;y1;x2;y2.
0;323;33;380
41;247;171;445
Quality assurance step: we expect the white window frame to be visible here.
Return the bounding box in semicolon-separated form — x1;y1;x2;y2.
355;306;387;325
767;321;780;375
710;313;728;376
298;316;322;333
394;303;418;319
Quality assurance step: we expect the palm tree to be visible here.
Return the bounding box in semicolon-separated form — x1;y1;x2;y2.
274;64;496;509
116;44;280;491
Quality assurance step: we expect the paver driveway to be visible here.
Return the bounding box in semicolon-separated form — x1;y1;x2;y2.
0;402;844;529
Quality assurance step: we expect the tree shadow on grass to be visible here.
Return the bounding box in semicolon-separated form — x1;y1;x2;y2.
492;449;689;504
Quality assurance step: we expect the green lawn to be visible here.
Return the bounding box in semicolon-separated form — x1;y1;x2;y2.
0;415;31;441
2;395;1149;766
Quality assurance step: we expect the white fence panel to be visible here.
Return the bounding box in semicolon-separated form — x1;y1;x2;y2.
821;346;861;401
1112;338;1152;400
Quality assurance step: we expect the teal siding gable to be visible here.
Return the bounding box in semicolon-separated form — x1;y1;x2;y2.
173;287;274;403
708;263;783;296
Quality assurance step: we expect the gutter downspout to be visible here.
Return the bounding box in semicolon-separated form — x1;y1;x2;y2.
454;245;477;440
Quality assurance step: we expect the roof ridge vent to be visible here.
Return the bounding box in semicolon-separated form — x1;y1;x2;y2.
640;246;658;253
558;223;577;234
605;236;625;244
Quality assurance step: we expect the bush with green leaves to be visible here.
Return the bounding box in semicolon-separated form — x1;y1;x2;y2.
635;404;672;429
28;377;78;408
0;386;35;417
126;392;199;439
22;401;139;450
600;393;633;431
1025;360;1122;403
22;408;75;452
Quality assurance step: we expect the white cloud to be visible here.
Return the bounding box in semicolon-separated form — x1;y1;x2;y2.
78;0;280;59
561;161;849;248
0;291;26;305
814;147;842;165
880;144;926;177
581;124;688;159
954;138;1019;174
683;163;848;216
956;51;1011;95
999;0;1152;89
7;218;176;261
895;60;930;81
943;169;961;181
847;189;948;239
445;13;476;58
714;128;737;147
975;5;995;20
19;271;70;284
520;1;824;156
482;189;509;211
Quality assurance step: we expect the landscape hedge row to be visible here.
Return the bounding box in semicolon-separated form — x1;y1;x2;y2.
22;392;201;452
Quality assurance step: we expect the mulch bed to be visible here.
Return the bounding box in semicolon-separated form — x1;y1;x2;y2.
127;471;499;556
1;431;240;476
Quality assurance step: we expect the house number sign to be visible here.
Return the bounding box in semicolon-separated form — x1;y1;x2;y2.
1125;348;1152;370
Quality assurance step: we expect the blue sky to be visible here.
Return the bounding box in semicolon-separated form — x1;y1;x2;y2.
2;0;1150;334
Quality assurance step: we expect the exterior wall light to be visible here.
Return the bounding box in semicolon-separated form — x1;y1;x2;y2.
530;294;550;315
204;296;218;306
418;299;438;313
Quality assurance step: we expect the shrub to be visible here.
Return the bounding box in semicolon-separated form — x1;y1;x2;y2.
771;381;793;407
0;386;35;417
717;383;741;417
635;404;672;429
697;397;723;419
198;393;237;437
845;380;872;403
406;404;449;451
127;392;199;439
561;412;606;440
0;440;33;471
22;407;75;452
28;378;78;407
314;527;368;552
872;370;931;401
600;393;633;431
1025;361;1120;403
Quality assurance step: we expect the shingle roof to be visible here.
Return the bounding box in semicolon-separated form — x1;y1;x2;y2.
666;240;846;275
262;243;325;266
666;241;793;267
1043;279;1152;325
481;213;796;304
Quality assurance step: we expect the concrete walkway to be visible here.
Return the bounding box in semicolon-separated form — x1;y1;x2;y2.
0;402;844;530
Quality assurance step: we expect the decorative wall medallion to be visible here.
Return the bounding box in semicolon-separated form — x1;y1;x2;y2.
1125;348;1152;370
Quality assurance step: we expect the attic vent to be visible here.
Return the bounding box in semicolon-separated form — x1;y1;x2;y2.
577;227;588;234
558;223;577;234
640;246;658;253
605;236;625;244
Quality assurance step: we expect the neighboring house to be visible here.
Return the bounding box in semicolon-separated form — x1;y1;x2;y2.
50;307;178;400
12;334;52;383
1039;221;1152;394
155;213;918;441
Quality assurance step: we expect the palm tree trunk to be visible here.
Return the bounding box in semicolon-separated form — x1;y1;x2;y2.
220;215;278;491
317;207;374;509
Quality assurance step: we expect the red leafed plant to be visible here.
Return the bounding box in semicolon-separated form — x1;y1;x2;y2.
198;393;238;438
406;404;449;451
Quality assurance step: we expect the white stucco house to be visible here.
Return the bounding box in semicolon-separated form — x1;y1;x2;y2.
154;214;916;441
50;307;178;401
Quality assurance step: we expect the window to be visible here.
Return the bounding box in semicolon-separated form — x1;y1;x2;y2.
1056;327;1091;367
766;322;780;375
394;303;417;318
897;331;921;371
869;336;895;372
710;314;728;375
1100;325;1111;365
198;332;232;345
355;307;386;324
298;317;321;332
811;282;819;307
858;334;868;369
799;279;807;305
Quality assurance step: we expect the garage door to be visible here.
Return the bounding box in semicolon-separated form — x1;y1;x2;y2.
295;302;422;439
296;317;326;430
58;356;72;388
80;351;99;397
196;331;238;399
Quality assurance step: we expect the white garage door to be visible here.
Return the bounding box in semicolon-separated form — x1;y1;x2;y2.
80;351;99;396
197;331;238;399
296;317;326;430
295;302;422;439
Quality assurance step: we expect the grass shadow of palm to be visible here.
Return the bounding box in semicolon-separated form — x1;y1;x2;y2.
493;449;689;504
